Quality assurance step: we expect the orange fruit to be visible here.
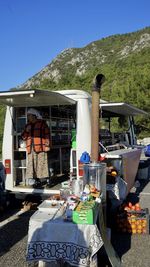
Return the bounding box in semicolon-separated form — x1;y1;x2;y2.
130;215;136;223
142;220;147;226
131;223;136;230
111;171;117;176
135;220;140;226
132;229;137;234
137;225;142;231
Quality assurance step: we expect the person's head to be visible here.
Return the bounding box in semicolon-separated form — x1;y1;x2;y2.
27;108;42;123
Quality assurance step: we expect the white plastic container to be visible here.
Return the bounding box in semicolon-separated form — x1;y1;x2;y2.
71;178;83;197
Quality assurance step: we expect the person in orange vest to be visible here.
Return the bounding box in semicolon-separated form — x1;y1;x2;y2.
21;108;51;187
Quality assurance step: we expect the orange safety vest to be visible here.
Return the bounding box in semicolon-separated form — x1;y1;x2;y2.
21;120;51;154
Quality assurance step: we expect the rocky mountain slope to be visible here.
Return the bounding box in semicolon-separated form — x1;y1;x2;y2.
8;26;150;139
19;26;150;93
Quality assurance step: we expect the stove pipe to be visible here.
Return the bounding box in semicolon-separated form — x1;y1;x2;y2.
91;74;105;162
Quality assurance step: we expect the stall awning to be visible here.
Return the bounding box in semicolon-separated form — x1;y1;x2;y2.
0;89;76;107
100;102;148;117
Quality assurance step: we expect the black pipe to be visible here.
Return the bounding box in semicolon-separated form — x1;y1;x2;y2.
92;74;105;92
91;73;105;162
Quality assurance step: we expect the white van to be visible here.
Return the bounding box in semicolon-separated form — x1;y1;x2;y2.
0;89;147;198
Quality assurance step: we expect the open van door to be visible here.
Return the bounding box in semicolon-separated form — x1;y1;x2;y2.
100;102;148;117
99;102;148;195
100;102;148;147
0;89;76;196
0;89;75;107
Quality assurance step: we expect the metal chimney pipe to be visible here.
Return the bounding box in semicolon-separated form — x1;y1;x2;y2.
91;74;105;162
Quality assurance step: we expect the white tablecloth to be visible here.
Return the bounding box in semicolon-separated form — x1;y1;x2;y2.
26;209;103;267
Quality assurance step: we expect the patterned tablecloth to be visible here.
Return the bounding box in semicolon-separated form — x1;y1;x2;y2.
26;207;103;267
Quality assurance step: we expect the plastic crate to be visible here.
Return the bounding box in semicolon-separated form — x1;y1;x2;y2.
116;208;149;234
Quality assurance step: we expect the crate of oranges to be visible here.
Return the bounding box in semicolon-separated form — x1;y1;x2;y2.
116;202;149;234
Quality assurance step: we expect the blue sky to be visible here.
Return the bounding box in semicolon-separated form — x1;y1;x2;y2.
0;0;149;91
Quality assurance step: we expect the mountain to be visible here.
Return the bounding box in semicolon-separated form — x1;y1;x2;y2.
17;26;150;139
19;27;149;88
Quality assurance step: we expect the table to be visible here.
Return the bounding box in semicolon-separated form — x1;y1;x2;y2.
26;208;103;267
26;199;121;267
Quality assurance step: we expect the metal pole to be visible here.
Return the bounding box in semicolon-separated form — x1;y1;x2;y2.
91;74;105;162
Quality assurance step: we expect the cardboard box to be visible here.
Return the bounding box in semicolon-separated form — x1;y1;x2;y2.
72;200;97;224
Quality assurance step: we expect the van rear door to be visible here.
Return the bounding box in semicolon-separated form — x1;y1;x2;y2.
100;102;148;147
100;102;147;117
0;89;75;106
0;89;76;193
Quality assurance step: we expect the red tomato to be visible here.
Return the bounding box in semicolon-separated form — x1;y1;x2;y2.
135;203;141;210
135;207;141;211
131;205;136;210
128;202;132;208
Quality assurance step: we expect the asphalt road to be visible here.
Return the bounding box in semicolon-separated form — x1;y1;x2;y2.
0;179;150;267
0;209;33;267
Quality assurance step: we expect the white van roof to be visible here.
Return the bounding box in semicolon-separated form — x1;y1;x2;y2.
56;89;91;99
0;89;75;107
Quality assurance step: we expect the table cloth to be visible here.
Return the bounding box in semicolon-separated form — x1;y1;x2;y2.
26;208;103;267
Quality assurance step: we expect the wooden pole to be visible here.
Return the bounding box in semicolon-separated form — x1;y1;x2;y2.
91;74;105;162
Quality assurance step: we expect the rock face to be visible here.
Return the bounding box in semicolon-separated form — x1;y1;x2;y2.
18;27;150;90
